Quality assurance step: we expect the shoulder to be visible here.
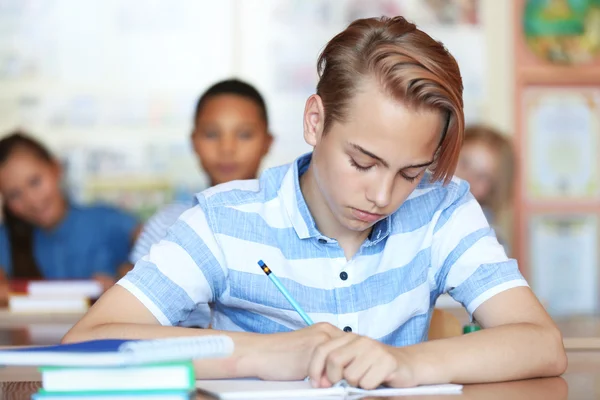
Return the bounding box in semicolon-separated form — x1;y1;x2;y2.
155;201;193;219
390;173;474;233
196;163;290;210
407;173;470;209
144;201;193;230
171;164;291;238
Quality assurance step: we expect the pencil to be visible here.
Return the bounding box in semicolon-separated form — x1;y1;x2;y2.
257;260;314;326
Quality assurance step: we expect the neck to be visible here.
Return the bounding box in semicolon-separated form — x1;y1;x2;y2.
300;162;371;259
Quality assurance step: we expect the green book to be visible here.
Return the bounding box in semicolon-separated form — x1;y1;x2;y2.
39;361;195;393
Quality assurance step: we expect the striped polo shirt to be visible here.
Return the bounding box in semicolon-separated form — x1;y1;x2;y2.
119;152;527;346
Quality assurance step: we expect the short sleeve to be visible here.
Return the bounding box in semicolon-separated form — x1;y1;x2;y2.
0;225;11;275
129;203;191;264
118;199;227;326
431;183;528;317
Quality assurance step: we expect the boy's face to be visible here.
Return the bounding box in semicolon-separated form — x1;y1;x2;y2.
192;94;272;186
303;81;442;234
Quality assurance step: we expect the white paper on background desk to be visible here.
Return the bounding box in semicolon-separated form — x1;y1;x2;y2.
196;379;463;398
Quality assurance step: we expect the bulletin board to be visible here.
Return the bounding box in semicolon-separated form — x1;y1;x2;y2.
513;0;600;315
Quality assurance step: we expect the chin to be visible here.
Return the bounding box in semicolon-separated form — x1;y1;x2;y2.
342;217;375;232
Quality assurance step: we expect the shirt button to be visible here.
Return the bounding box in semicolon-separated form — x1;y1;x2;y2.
318;238;327;244
343;326;352;333
339;271;348;281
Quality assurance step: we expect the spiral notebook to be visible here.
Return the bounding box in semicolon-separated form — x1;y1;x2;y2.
0;335;234;367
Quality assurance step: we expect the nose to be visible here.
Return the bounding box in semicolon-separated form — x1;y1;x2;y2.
366;173;394;209
22;189;42;212
218;135;236;156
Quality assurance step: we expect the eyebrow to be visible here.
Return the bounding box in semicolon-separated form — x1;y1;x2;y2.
349;143;434;170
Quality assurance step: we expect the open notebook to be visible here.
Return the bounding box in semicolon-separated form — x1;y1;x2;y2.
196;379;463;399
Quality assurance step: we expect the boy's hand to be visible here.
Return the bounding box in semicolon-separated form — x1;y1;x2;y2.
245;322;345;381
308;334;418;390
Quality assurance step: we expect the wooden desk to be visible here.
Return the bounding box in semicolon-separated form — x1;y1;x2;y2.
0;351;596;399
0;324;73;346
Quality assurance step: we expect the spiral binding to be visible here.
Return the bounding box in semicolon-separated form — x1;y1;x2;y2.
118;335;234;363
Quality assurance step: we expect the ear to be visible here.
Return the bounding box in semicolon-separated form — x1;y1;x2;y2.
190;129;202;157
52;158;64;179
303;94;325;147
262;132;274;156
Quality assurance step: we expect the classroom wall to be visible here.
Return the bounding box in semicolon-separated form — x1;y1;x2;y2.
0;0;511;220
481;0;514;135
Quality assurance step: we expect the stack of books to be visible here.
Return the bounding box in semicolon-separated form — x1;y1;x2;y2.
0;336;234;399
35;361;196;400
8;280;104;314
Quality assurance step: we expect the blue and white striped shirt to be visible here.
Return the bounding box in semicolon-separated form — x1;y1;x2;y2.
119;153;527;346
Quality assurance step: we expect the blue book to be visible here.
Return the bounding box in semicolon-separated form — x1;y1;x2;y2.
0;336;233;367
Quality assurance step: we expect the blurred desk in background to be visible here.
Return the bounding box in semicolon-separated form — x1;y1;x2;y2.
0;324;73;346
0;309;85;327
0;309;83;346
1;301;600;348
437;294;600;350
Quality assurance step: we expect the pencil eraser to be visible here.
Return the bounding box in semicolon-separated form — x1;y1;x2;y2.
257;260;265;267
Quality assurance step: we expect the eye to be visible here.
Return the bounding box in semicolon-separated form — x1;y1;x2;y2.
349;158;373;172
238;131;253;140
203;131;219;139
400;171;421;183
30;176;41;187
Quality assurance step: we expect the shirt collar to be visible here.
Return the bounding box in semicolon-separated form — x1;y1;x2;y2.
278;153;320;239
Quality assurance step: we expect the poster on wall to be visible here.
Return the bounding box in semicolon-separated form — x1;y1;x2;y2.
529;214;598;316
523;0;600;65
524;87;600;200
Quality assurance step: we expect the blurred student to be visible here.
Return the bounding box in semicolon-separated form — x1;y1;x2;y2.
121;79;272;326
455;125;515;253
127;79;273;267
0;132;140;305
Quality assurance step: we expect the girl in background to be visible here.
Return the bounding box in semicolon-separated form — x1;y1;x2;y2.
0;132;140;305
455;124;515;254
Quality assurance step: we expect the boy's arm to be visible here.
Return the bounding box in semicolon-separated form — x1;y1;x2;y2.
411;186;566;384
393;286;566;385
307;287;565;389
63;284;342;380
